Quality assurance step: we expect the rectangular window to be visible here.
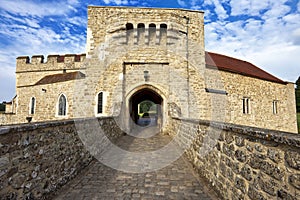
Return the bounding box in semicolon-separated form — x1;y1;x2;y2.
97;92;103;114
30;97;35;115
243;97;250;114
273;100;278;114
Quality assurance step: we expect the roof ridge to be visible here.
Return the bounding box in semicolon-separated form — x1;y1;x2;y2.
205;51;286;84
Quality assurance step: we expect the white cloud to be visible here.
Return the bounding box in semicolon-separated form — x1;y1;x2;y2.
67;16;87;27
262;4;290;19
205;15;300;82
177;0;187;7
230;0;268;16
0;0;78;17
203;0;300;83
102;0;133;5
211;0;228;20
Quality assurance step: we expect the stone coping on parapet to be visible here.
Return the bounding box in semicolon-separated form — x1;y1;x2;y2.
88;5;205;14
16;53;86;65
172;117;300;148
0;117;115;135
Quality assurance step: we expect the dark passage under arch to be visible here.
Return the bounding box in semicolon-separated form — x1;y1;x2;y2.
129;88;163;127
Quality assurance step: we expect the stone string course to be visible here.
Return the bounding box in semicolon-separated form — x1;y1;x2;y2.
169;117;300;200
0;117;123;199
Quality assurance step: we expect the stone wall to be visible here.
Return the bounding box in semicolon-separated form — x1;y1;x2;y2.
219;69;297;133
5;6;297;133
0;117;123;199
16;54;86;87
169;117;300;200
14;79;86;124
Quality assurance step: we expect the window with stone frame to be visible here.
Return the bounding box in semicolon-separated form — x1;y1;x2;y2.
273;100;278;114
242;97;250;114
97;92;103;114
30;97;35;115
58;94;67;116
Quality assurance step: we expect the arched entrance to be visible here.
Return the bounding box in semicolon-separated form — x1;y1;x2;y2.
129;88;163;129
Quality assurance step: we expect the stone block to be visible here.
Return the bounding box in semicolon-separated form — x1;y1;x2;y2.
241;164;252;181
277;189;297;200
289;174;300;190
248;186;267;200
249;154;266;169
235;176;247;193
285;150;300;170
0;156;9;167
235;149;248;163
267;148;283;164
261;161;284;181
225;132;234;144
235;136;245;147
258;173;279;196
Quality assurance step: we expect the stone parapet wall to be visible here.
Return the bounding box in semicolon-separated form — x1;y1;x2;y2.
16;54;86;87
169;117;300;200
0;117;123;199
16;54;86;73
0;114;15;126
87;6;204;55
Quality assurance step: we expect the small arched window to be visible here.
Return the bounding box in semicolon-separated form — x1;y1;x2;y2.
137;23;145;43
160;24;167;44
126;23;134;30
58;94;67;116
97;92;103;114
30;97;35;115
149;23;156;45
126;23;134;44
160;24;167;29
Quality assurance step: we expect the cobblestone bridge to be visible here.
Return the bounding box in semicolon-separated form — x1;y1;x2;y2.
1;117;300;200
53;131;219;200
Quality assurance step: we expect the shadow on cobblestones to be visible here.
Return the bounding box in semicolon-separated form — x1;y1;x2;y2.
53;126;220;200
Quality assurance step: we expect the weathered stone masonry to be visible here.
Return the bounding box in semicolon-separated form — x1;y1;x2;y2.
1;6;297;133
0;117;123;199
169;117;300;200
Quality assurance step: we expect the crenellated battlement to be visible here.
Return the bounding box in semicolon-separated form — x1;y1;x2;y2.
16;54;86;72
86;6;204;55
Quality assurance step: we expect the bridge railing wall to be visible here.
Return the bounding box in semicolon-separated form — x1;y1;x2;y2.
169;117;300;200
0;117;123;199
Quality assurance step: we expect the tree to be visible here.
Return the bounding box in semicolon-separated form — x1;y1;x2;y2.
139;100;155;114
0;102;5;112
296;76;300;112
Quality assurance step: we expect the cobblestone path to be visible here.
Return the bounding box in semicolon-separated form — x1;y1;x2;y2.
53;128;219;200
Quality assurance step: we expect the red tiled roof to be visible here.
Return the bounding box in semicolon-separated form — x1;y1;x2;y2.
205;51;286;84
35;71;85;85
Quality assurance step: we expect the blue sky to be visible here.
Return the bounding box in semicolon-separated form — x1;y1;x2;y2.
0;0;300;101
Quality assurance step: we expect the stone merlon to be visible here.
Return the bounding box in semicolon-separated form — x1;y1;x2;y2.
16;54;86;72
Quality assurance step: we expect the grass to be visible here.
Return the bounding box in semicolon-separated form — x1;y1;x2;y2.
298;113;300;133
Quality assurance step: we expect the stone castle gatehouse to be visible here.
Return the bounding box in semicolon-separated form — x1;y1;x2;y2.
1;6;298;133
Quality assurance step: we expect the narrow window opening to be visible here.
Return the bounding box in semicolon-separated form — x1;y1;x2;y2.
160;24;167;45
243;97;250;114
149;23;156;45
58;94;67;116
126;23;134;30
30;97;35;115
137;23;145;44
97;92;103;114
273;100;278;114
126;23;134;45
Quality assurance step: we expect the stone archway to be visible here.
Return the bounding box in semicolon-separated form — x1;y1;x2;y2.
128;86;164;131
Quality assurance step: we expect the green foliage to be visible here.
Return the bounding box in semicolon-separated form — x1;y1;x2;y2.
296;77;300;113
297;113;300;133
0;103;5;112
139;100;156;114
